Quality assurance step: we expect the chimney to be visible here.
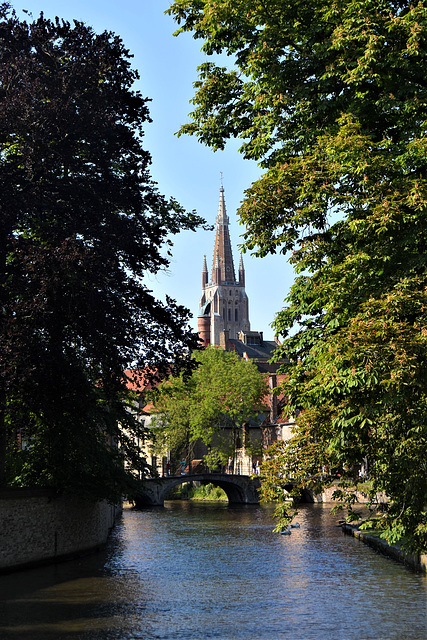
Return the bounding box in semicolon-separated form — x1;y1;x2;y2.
269;374;278;424
220;330;229;350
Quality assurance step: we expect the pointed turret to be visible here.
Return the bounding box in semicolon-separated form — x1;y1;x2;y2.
213;250;221;285
238;254;245;287
211;186;236;284
202;254;208;289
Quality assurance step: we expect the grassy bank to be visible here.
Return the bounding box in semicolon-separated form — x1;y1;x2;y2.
166;482;228;502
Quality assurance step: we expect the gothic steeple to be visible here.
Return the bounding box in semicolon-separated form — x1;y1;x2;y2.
211;186;236;284
198;184;250;346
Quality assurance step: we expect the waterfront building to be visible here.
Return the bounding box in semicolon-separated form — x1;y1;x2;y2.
125;186;295;479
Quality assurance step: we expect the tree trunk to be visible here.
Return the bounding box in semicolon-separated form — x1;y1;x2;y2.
0;236;7;486
0;393;6;486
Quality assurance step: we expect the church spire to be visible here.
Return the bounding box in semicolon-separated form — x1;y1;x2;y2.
198;182;250;346
211;186;236;284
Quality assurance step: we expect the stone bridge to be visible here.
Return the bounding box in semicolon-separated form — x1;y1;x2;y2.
134;473;261;507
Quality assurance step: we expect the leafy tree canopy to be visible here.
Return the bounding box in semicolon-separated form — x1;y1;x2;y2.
0;4;205;501
168;0;427;551
150;346;268;470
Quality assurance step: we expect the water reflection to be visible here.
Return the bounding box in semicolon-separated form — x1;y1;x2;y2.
0;502;426;639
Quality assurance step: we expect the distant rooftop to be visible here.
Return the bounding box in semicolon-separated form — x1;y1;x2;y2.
221;330;286;373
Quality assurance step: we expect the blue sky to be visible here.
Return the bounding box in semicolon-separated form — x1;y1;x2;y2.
14;1;294;338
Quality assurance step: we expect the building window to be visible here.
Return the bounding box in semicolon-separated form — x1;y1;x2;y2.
228;308;231;321
235;309;238;321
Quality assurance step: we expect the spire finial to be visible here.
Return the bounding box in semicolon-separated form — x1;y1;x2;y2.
217;181;227;223
220;171;223;188
212;182;235;283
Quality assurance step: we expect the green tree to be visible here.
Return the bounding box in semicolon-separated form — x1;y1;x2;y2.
0;5;205;501
149;372;195;473
168;0;427;550
150;346;268;470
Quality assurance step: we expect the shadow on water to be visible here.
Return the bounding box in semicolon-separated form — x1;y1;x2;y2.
0;516;138;638
0;503;426;640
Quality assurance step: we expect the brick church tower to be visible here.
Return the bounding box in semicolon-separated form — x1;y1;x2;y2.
198;186;250;346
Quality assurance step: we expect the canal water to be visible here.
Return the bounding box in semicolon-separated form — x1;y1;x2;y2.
0;502;426;639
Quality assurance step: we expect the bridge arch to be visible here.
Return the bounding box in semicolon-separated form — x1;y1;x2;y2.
134;473;260;507
162;476;245;504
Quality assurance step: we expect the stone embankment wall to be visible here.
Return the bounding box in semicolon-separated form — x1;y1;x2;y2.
303;483;386;504
343;524;427;574
315;484;374;503
0;487;121;574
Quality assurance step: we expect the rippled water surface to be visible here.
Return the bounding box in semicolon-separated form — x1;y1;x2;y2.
0;502;426;639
